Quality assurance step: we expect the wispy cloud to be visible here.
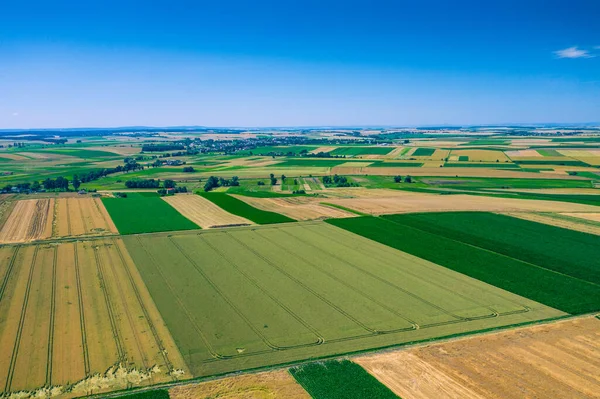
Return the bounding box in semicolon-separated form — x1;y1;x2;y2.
554;46;594;59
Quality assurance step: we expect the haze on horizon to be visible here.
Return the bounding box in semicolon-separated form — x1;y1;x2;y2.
1;0;599;129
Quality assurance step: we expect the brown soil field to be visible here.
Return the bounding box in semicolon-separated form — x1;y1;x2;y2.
0;239;188;398
232;194;357;220
52;198;118;238
170;370;310;399
356;316;600;399
163;194;252;228
0;199;54;244
502;212;600;236
325;192;600;215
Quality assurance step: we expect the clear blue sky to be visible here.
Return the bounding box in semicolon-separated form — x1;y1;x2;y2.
1;0;599;128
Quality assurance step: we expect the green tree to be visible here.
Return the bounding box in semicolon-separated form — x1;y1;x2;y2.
164;179;176;189
72;174;81;190
393;175;402;183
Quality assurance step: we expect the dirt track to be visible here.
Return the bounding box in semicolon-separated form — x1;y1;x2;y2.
357;316;600;399
0;199;54;243
163;194;253;228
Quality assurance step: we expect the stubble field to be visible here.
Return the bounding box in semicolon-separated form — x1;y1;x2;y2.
163;194;254;228
0;199;54;243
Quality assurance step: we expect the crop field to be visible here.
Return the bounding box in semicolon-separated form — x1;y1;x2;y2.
200;192;295;224
53;198;118;237
231;195;357;220
170;370;310;399
163;194;254;228
329;146;394;156
0;199;54;244
123;222;562;377
449;149;510;162
328;214;600;314
290;360;399;399
504;212;600;235
102;193;200;234
411;148;436;156
0;239;188;398
357;316;600;399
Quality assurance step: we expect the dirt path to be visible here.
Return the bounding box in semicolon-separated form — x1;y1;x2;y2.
356;316;600;399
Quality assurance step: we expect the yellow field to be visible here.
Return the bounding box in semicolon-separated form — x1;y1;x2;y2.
0;199;54;244
231;194;357;220
310;146;338;154
356;316;600;399
163;194;253;228
0;239;188;398
502;212;600;236
53;198;118;238
449;149;510;162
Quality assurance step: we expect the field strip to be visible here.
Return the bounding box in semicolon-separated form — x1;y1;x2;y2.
73;243;91;375
201;233;325;344
301;224;531;317
0;247;19;301
46;247;58;385
4;246;38;392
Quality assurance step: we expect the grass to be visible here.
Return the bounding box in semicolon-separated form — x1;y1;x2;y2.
330;147;394;156
458;155;469;161
199;192;295;224
412;148;436;156
102;192;200;234
443;162;518;168
514;159;590;166
320;202;369;216
114;390;170;399
274;158;350;167
242;146;318;155
327;214;600;315
369;162;423;167
123;222;561;377
537;149;562;156
290;360;399;399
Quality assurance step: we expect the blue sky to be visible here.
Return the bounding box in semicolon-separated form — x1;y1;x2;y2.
1;0;599;128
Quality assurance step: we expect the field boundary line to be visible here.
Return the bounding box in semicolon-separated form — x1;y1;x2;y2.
99;242;149;373
0;246;20;301
227;231;377;335
302;223;530;318
167;237;285;351
112;238;176;379
93;197;112;232
134;236;225;360
202;232;325;344
77;198;90;235
93;243;125;361
4;246;38;393
383;216;600;289
65;199;72;236
73;243;91;376
45;246;58;386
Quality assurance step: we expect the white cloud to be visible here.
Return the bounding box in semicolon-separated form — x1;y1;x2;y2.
554;46;593;58
12;112;19;116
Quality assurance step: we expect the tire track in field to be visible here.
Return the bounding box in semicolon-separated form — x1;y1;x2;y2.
112;239;176;380
65;199;72;236
99;242;149;372
45;246;58;386
167;237;287;351
77;199;90;235
92;244;125;361
225;232;378;335
0;246;20;301
290;225;501;322
201;233;325;345
312;223;530;316
134;236;228;360
94;198;112;232
4;246;38;393
73;243;91;376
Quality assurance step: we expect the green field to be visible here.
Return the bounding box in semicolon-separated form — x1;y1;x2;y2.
102;193;200;234
514;159;589;166
412;148;436;156
369;162;423;167
199;192;295;224
330;147;394;156
290;360;399;399
327;214;600;314
443;162;518;168
537;149;562;156
116;390;170;399
458;155;469;161
123;223;562;377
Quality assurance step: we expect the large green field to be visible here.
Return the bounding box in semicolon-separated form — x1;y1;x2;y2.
327;213;600;314
102;192;200;234
329;146;394;156
123;223;562;377
290;360;399;399
199;192;295;224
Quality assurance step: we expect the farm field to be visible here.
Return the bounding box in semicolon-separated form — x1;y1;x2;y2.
123;222;562;377
290;360;399;399
504;212;600;235
169;370;310;399
328;214;600;314
200;192;295;224
163;193;254;228
53;197;118;237
0;199;53;243
102;193;200;234
356;316;600;399
329;146;394;156
231;194;357;220
0;239;188;398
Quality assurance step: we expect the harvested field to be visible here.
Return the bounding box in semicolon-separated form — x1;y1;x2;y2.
488;188;600;195
332;166;587;179
169;370;310;399
448;150;509;162
231;195;357;221
124;222;562;377
505;149;542;157
163;194;254;228
310;146;338;154
0;153;29;161
356;316;600;399
325;192;600;215
52;198;118;238
0;239;188;398
0;199;54;244
503;212;600;236
560;212;600;222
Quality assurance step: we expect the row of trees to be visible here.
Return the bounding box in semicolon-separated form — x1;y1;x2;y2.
393;175;412;183
322;175;359;188
124;179;176;189
203;176;240;192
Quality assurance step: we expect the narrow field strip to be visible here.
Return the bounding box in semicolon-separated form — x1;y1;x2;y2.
163;194;253;228
199;192;295;224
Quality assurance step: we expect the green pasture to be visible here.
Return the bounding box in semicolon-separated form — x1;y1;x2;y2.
329;147;394;156
412;148;436;156
124;222;561;377
443;162;519;168
102;192;200;234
